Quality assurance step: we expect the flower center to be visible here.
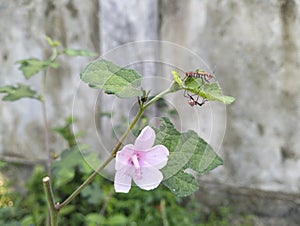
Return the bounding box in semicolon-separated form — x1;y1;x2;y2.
131;154;142;179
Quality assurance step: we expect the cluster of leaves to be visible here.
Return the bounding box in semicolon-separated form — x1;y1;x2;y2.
0;39;237;225
0;117;213;226
0;36;97;102
80;59;233;197
0;160;253;226
0;156;243;226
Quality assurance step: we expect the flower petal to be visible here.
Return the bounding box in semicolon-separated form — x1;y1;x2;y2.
115;144;135;170
114;168;132;193
133;166;163;190
134;126;155;150
140;145;169;169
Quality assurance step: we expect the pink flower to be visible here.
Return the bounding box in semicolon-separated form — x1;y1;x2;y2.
114;126;169;193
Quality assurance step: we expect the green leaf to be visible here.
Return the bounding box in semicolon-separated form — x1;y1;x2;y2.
45;36;60;47
51;145;94;187
80;59;143;98
52;116;76;147
85;213;101;225
184;77;235;104
81;183;103;205
172;70;183;86
16;58;59;79
63;48;98;57
154;117;223;197
0;83;40;101
104;214;128;225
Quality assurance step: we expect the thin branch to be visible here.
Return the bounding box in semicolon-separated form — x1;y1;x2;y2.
41;70;51;176
160;199;169;226
98;190;113;226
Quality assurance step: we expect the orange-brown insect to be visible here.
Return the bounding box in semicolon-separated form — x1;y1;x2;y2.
185;69;214;83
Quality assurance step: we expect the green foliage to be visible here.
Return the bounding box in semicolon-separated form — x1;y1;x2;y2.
0;36;97;102
154;117;223;197
80;59;143;98
45;36;60;48
52;116;77;147
16;58;59;79
0;83;41;101
185;78;235;104
172;70;183;86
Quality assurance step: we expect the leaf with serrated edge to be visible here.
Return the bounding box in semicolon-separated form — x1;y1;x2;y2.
153;117;223;196
16;58;59;79
184;77;235;104
0;83;40;101
80;59;143;98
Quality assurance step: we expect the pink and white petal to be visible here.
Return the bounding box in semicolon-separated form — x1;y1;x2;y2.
133;166;163;191
140;145;169;169
134;126;155;151
115;144;135;170
114;169;132;193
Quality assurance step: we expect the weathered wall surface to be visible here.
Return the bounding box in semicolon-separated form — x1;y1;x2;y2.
0;0;100;162
1;0;300;196
160;0;300;193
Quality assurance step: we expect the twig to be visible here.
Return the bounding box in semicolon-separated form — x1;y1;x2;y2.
41;70;51;176
98;190;113;226
160;199;169;226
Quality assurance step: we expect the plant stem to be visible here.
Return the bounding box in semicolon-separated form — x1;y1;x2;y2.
56;154;114;209
143;82;176;110
41;70;51;176
43;177;58;226
160;199;169;226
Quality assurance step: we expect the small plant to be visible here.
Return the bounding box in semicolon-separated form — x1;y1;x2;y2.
0;37;235;225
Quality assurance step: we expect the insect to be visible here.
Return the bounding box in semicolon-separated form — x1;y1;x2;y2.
185;69;214;83
184;90;207;107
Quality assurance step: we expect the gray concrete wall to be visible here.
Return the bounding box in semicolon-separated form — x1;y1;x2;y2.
1;0;300;195
0;0;100;162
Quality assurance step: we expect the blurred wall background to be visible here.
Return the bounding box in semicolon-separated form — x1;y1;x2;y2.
0;0;299;203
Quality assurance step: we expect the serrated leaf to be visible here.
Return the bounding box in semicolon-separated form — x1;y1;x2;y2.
63;48;98;57
184;77;235;104
16;58;59;79
154;117;223;196
0;83;40;101
80;59;143;98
